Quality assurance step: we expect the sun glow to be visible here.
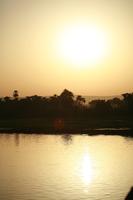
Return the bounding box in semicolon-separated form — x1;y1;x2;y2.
57;24;108;68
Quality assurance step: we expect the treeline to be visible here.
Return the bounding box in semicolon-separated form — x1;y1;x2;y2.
0;89;133;118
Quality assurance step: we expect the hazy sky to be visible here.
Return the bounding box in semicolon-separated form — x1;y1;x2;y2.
1;0;133;96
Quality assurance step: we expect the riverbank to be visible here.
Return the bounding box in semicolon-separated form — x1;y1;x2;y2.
0;117;132;136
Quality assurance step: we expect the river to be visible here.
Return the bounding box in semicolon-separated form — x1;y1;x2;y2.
0;134;133;200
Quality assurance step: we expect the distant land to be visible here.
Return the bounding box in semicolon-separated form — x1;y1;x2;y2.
83;95;122;104
45;95;123;103
0;95;122;103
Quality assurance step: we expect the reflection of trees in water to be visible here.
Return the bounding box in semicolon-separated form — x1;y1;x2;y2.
124;136;133;144
61;134;72;145
14;134;20;146
31;134;48;143
0;134;20;146
14;134;48;145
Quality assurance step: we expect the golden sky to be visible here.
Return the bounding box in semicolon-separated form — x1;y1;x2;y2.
1;0;133;96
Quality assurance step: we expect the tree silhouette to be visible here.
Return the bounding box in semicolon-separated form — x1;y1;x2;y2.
0;89;133;119
59;89;74;106
122;93;133;114
76;95;86;105
4;96;11;102
13;90;19;100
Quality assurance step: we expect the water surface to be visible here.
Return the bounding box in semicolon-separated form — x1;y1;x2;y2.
0;134;133;200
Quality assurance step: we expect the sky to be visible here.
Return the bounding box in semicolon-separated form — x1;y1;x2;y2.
0;0;133;97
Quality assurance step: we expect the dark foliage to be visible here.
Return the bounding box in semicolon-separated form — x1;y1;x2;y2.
0;89;133;119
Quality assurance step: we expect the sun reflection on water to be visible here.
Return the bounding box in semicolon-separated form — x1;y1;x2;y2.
80;153;93;185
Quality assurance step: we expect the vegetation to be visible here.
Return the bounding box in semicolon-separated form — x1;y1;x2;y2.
0;89;133;119
0;89;133;135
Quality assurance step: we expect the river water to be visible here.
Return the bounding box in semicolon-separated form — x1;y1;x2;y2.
0;134;133;200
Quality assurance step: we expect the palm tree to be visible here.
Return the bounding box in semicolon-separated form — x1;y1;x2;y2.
13;90;19;100
76;95;85;105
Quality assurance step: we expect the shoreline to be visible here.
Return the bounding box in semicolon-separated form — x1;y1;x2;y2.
0;127;132;137
0;117;133;137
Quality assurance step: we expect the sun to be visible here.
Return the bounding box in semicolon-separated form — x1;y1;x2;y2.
57;24;107;68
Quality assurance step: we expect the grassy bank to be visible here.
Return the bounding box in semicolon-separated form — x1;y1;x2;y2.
0;117;132;136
